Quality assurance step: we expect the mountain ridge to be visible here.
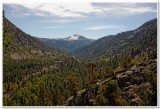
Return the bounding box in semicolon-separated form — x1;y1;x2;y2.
64;34;89;41
3;16;66;60
37;34;94;53
74;18;157;59
3;14;157;106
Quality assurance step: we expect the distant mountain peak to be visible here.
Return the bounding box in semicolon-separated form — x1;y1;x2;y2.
64;34;86;41
38;34;94;53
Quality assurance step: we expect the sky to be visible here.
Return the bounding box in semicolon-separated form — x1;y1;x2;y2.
3;3;157;39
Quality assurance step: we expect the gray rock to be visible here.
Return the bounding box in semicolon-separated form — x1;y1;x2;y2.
125;70;133;76
130;97;142;106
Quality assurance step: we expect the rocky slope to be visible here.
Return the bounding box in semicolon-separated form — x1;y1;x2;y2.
3;16;66;61
63;18;157;106
3;12;157;106
3;15;80;83
74;18;157;59
116;59;157;105
64;59;157;106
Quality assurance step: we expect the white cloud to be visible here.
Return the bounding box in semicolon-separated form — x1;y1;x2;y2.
85;25;123;30
11;3;99;18
11;12;31;17
35;19;74;24
6;3;156;18
32;26;64;29
95;3;156;17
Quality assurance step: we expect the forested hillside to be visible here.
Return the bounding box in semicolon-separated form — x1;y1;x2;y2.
69;18;157;106
3;16;89;106
3;14;157;106
75;19;157;60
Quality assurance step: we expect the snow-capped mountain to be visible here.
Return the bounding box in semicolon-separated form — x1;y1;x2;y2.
37;34;94;53
64;34;86;41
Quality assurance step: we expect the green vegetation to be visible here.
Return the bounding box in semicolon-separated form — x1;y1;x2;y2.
3;16;157;106
3;27;14;51
3;59;90;106
95;80;129;106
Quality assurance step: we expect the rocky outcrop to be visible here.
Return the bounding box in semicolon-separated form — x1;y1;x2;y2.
116;60;157;106
64;78;112;106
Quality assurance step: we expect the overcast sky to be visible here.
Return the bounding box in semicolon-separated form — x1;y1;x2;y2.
3;3;157;39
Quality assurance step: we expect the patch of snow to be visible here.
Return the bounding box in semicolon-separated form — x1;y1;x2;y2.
64;34;85;41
